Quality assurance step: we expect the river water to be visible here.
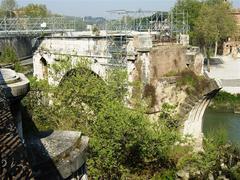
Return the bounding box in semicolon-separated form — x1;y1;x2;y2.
203;109;240;145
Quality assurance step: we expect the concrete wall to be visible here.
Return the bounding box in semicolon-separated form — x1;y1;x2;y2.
0;37;32;58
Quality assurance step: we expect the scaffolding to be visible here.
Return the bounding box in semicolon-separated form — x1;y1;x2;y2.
104;9;189;64
0;17;75;36
0;11;188;64
105;9;188;35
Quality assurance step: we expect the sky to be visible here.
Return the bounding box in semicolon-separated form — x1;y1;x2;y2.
17;0;240;18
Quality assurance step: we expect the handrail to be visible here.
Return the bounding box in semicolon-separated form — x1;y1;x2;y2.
0;17;75;35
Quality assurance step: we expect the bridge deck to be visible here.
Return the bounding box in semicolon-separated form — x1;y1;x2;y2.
0;17;75;36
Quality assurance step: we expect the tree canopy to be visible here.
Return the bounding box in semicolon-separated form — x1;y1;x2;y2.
0;0;17;17
194;1;236;56
1;0;16;11
18;4;49;18
172;0;202;32
173;0;237;56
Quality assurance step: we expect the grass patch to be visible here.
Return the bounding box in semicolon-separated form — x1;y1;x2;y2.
209;91;240;112
204;127;228;145
164;70;179;77
165;69;210;95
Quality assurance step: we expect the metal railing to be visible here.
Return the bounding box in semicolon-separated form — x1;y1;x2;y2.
0;17;75;36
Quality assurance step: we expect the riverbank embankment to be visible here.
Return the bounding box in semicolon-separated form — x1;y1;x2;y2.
209;91;240;113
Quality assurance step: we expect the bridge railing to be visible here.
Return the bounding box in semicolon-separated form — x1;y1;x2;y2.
0;17;75;35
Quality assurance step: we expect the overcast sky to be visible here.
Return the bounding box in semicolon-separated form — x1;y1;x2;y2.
17;0;240;17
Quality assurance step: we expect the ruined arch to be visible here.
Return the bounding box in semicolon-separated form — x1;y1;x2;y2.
59;67;104;86
183;88;221;151
40;57;48;80
58;67;106;111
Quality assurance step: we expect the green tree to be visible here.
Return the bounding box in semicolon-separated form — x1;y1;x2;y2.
194;1;236;56
173;0;236;56
205;0;229;6
19;4;50;18
172;0;202;42
1;0;17;17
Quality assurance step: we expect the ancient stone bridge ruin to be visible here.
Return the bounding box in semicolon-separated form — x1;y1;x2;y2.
183;82;222;151
33;32;203;86
33;31;221;150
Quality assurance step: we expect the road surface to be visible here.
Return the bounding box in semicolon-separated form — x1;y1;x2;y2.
206;56;240;94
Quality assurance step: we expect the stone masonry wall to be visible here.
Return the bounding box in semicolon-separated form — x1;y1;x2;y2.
149;44;187;84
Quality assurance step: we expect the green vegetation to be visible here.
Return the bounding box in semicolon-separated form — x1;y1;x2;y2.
0;0;88;30
178;72;207;94
173;0;236;57
209;91;240;112
0;44;18;64
23;58;182;178
172;0;202;42
92;26;100;36
177;130;240;179
0;0;17;17
1;0;16;11
23;58;240;179
195;1;236;57
18;4;49;18
164;70;179;77
165;69;210;95
24;57;183;179
0;0;53;18
0;43;26;72
5;0;238;178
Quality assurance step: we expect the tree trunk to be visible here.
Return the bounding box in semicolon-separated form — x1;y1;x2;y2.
203;46;207;57
206;46;210;72
214;41;218;57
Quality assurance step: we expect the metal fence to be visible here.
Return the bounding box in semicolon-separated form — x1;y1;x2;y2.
0;17;75;36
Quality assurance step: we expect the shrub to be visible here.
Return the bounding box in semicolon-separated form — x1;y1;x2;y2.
23;58;240;179
0;44;18;64
165;69;211;95
177;130;240;179
23;58;183;178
